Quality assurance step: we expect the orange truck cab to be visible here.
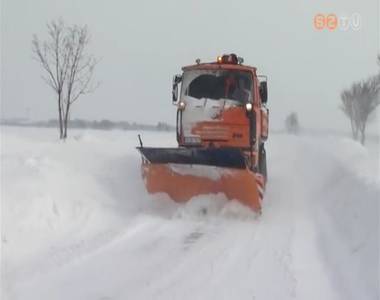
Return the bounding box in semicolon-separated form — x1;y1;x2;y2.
173;54;269;180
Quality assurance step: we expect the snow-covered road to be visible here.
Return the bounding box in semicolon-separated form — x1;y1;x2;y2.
1;127;379;300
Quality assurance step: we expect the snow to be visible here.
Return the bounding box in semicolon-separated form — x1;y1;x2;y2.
168;164;232;181
1;126;379;300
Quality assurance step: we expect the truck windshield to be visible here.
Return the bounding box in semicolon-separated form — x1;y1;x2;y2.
181;70;252;103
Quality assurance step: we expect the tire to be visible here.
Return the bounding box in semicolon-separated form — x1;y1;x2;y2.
259;144;267;182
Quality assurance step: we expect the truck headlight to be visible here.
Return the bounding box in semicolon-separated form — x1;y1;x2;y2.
245;103;253;111
178;101;186;110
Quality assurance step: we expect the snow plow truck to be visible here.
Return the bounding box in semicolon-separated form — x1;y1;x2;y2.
137;54;269;212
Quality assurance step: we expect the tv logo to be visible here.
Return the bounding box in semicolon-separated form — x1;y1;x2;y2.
313;13;361;31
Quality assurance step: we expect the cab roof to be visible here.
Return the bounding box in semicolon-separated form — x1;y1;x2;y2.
182;62;257;74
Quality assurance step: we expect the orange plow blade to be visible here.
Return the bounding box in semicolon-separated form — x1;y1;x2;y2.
142;163;263;212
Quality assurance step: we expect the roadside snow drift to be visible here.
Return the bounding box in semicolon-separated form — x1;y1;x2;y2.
1;127;379;300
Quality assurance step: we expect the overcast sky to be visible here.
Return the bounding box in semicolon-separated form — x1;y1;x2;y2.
1;0;379;132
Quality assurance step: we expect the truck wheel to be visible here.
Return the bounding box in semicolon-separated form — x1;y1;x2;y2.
259;144;267;182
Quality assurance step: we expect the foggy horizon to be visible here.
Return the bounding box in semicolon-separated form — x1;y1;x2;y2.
1;0;380;133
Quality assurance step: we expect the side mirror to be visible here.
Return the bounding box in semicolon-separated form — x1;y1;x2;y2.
172;74;182;103
259;81;268;104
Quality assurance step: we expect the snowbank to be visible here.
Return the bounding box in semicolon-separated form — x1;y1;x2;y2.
1;127;379;300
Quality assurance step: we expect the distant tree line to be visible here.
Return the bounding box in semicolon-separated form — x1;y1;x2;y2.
340;55;380;145
0;119;175;132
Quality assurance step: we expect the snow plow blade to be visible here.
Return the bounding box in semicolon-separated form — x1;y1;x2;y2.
137;147;263;212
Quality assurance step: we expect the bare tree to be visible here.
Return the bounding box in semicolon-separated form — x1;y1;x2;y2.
341;75;380;144
32;20;67;138
340;88;359;140
32;19;98;139
285;112;300;134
